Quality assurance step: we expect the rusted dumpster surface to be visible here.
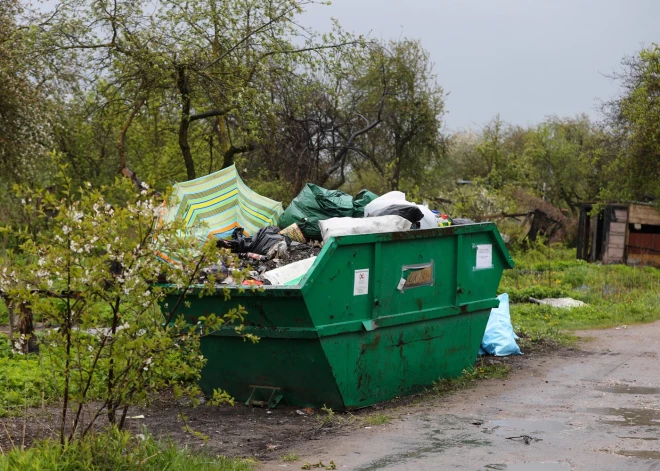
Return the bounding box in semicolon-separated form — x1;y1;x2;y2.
162;223;514;409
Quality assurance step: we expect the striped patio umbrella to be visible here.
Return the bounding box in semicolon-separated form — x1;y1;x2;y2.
156;165;283;264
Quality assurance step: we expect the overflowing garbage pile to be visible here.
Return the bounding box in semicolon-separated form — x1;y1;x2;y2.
194;183;473;287
209;225;322;286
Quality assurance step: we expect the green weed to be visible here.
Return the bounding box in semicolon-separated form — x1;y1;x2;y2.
320;404;335;426
433;360;510;395
363;414;391;426
281;452;301;462
0;427;254;471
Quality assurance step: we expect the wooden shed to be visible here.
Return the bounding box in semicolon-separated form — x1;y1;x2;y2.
576;203;660;267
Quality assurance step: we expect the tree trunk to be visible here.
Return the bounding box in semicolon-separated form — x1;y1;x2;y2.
176;65;196;180
7;300;37;354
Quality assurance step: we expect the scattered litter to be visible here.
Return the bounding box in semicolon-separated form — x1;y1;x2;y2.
242;280;263;286
130;415;145;419
280;223;306;243
505;435;542;445
220;226;287;257
319;215;412;243
529;297;587;308
452;217;476;225
296;410;305;416
263;257;317;285
480;293;521;356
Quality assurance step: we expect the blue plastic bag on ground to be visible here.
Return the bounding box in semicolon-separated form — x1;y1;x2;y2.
479;293;521;356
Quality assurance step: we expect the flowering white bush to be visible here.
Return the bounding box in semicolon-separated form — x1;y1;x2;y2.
0;169;254;445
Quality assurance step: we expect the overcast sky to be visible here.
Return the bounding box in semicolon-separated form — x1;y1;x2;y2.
301;0;660;130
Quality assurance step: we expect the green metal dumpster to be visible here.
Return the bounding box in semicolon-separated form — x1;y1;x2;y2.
163;223;514;410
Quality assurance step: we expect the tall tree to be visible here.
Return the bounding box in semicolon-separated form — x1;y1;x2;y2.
602;45;660;202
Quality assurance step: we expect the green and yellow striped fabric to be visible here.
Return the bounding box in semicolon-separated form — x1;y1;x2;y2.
157;165;283;263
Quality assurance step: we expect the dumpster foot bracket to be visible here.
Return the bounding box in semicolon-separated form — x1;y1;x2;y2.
245;385;283;409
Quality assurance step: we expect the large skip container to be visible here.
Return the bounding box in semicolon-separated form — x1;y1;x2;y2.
163;223;514;410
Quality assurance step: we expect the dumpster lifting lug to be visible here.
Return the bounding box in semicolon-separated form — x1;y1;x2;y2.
245;385;283;408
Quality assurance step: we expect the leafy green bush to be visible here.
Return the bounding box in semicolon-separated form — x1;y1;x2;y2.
0;428;254;471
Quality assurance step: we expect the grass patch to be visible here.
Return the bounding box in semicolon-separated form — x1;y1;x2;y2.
363;414;391;426
0;427;254;471
433;360;510;395
0;298;7;325
281;452;300;462
500;244;660;343
0;336;61;417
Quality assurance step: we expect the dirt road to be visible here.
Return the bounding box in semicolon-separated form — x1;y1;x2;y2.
263;320;660;471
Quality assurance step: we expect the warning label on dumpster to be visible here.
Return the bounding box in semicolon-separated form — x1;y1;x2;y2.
475;244;493;270
354;269;369;296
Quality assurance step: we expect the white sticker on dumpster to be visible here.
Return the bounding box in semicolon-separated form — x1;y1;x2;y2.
354;269;369;295
475;244;493;270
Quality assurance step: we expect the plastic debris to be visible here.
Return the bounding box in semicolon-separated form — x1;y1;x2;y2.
279;223;306;243
480;293;522;356
221;226;288;257
263;256;317;285
368;204;424;226
318;215;412;243
279;184;377;240
364;191;436;229
529;297;587;308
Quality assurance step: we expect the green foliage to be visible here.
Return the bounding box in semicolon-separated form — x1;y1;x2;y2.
320;404;335;426
601;44;660;202
433;360;510;395
0;336;61;417
281;452;301;462
363;414;391;426
502;245;660;344
0;428;254;471
0;169;251;443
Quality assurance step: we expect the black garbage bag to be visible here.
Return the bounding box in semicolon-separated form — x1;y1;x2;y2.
279;184;377;240
368;204;424;224
452;218;476;226
218;226;287;256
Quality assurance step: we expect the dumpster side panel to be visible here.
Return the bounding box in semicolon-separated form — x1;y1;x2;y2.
455;230;510;308
163;292;314;328
321;311;490;408
198;336;345;408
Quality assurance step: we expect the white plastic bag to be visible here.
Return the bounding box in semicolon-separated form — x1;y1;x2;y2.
416;204;438;229
364;191;437;229
364;191;414;216
479;293;521;356
319;216;411;243
263;256;317;285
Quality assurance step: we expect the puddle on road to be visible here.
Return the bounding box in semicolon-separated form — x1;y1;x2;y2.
596;385;660;395
491;419;567;433
587;408;660;426
616;450;660;460
353;428;491;471
483;464;570;471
